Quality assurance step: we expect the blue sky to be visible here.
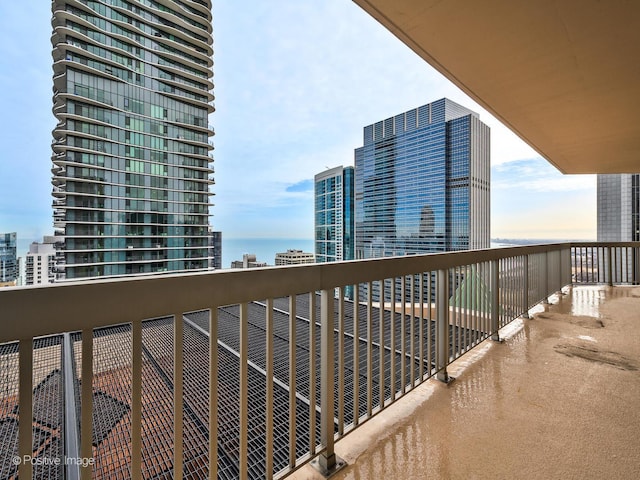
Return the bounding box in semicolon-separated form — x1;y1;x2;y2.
0;1;596;255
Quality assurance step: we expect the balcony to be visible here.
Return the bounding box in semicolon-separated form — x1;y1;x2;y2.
1;242;638;479
297;282;640;480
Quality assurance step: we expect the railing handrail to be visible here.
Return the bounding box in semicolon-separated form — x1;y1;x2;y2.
3;241;636;343
3;240;638;479
0;242;571;343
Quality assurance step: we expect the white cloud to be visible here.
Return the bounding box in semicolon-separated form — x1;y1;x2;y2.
0;0;582;243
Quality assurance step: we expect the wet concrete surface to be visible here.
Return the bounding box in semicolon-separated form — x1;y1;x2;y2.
292;286;640;480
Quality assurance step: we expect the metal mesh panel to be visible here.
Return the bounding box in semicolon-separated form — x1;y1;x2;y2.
0;336;64;480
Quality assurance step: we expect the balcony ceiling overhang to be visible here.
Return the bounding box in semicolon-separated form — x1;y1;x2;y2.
353;0;640;174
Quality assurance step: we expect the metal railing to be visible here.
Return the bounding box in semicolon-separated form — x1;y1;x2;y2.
0;242;637;479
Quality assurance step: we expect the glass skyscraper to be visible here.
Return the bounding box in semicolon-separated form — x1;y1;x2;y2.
314;166;355;263
355;98;490;260
0;232;17;284
597;174;640;241
51;0;214;280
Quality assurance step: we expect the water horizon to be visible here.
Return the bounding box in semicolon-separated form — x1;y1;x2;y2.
221;237;314;268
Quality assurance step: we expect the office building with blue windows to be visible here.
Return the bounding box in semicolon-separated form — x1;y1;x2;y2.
314;166;355;263
50;0;215;280
0;232;17;285
355;98;490;261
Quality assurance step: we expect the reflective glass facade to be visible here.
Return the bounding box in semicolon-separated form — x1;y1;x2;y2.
314;166;355;263
51;0;214;280
355;98;490;261
0;232;17;283
597;174;640;241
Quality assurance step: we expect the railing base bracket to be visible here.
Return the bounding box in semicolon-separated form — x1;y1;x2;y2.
310;455;347;478
491;334;504;343
437;373;455;384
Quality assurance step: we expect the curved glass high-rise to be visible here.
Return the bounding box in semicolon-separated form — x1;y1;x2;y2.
51;0;214;280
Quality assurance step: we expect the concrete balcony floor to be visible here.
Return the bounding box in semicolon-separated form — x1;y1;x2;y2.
295;285;640;480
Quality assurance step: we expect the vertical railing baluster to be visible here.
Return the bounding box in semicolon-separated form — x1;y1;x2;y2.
607;246;613;286
62;333;80;480
436;269;450;382
491;260;500;341
18;339;33;480
543;251;549;303
400;275;406;394
419;273;424;380
462;266;468;352
467;265;472;346
239;303;249;480
174;314;184;480
337;289;344;436
523;255;529;318
310;293;318;450
390;279;396;401
409;274;415;388
579;246;583;283
210;308;219;480
427;272;433;376
471;265;477;344
352;285;359;427
131;320;142;480
81;329;93;480
265;300;274;479
288;297;296;470
366;282;373;416
378;280;385;410
318;289;341;474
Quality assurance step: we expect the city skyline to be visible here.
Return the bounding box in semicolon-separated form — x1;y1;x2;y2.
0;1;596;259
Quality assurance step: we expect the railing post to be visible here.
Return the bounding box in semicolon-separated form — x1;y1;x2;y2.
209;308;219;480
131;320;142;480
80;330;93;480
312;289;346;476
633;247;638;286
607;246;613;286
63;333;81;480
174;314;184;480
18;339;33;480
559;249;565;294
436;269;451;383
491;259;501;341
522;255;529;319
239;304;249;480
543;252;549;303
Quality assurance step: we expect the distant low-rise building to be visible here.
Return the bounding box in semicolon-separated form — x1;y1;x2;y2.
274;249;315;266
231;254;267;269
25;236;63;285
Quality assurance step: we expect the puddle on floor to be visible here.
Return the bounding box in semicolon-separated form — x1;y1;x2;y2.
552;285;638;318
